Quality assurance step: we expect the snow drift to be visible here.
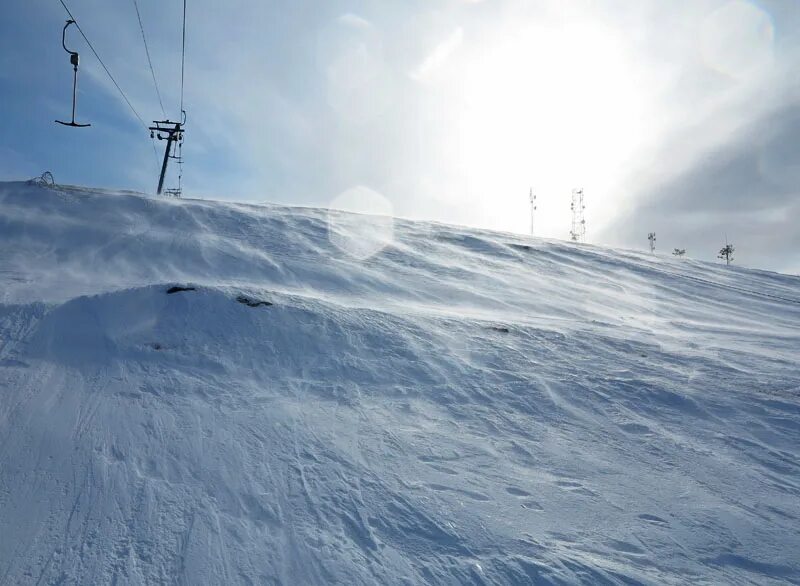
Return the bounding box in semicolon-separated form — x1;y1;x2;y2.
0;181;799;584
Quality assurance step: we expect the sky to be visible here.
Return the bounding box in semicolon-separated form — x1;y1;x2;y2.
1;0;798;273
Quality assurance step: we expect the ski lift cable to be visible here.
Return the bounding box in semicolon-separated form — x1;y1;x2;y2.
130;0;167;171
131;0;166;118
178;0;187;192
57;0;160;175
179;0;186;117
56;0;150;132
177;138;183;192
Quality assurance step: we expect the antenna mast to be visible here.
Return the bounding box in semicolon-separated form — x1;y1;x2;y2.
648;232;656;253
529;188;537;236
570;188;586;243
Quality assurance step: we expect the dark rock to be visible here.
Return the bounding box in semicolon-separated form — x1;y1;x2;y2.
236;296;273;308
167;286;196;295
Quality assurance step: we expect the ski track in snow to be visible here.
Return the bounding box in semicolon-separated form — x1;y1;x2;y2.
0;182;799;584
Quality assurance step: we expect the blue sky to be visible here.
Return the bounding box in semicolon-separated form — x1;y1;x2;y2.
1;0;799;272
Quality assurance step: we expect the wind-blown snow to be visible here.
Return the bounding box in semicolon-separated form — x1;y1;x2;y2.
0;181;798;584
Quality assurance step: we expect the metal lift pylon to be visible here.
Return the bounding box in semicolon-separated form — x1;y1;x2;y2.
149;111;185;195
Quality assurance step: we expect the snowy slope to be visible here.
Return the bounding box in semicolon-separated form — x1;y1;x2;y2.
0;181;799;585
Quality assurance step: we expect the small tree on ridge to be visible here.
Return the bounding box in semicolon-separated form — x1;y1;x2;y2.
718;243;734;266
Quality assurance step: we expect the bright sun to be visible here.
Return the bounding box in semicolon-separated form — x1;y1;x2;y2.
441;23;649;237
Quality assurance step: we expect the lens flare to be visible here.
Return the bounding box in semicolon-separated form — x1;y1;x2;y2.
700;0;774;81
327;186;395;260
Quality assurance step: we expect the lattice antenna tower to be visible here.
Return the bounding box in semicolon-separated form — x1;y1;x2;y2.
570;188;586;243
529;188;537;236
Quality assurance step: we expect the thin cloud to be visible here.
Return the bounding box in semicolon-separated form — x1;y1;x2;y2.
599;100;800;273
411;28;464;81
336;13;372;30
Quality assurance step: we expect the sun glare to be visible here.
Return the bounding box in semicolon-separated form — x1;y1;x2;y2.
442;23;648;237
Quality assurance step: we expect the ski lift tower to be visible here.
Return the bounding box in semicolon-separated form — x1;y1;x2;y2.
570;188;586;243
149;113;185;196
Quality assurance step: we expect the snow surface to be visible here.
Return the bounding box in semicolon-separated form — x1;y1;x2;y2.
0;181;799;585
